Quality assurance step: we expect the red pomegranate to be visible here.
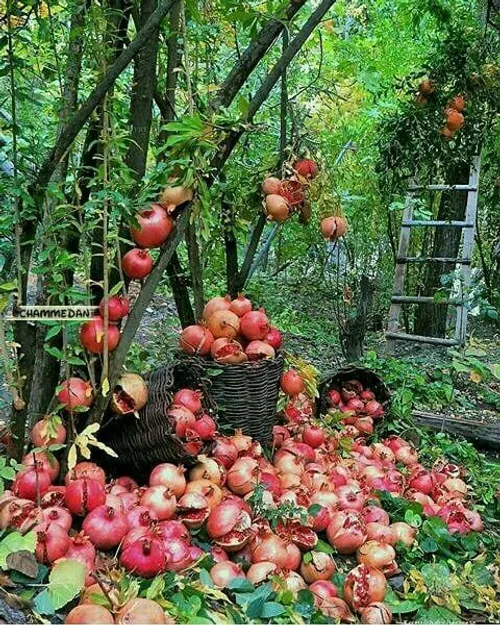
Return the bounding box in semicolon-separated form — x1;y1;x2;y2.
265;327;282;349
82;505;128;550
79;317;120;354
99;295;129;322
295;159;318;180
122;248;154;279
65;478;106;516
343;564;387;610
240;309;270;341
57;378;93;411
320;216;347;240
245;340;275;360
229;294;252;317
31;416;66;447
265;194;290;222
203;295;232;321
130;204;174;248
34;522;70;564
280;370;305;396
179;324;214;355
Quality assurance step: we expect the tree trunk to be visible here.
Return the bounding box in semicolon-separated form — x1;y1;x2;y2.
414;162;470;337
223;197;239;297
340;275;375;362
166;253;196;326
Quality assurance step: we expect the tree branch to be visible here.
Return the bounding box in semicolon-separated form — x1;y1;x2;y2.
33;0;175;193
215;0;308;109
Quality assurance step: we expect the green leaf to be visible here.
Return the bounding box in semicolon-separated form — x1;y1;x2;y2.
199;568;214;588
247;597;265;619
108;282;124;297
315;539;334;555
47;559;86;609
420;537;438;553
308;504;323;517
261;602;286;618
45;325;62;340
0;531;37;568
228;578;255;592
146;575;165;599
417;606;462;623
33;589;55;615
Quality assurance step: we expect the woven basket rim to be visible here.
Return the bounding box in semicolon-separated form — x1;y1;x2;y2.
174;350;284;372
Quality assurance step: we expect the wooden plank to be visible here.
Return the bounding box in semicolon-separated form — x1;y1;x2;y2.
455;155;480;345
386;196;413;353
385;332;460;346
401;220;474;227
397;257;470;264
408;184;477;192
413;409;500;450
391;296;462;305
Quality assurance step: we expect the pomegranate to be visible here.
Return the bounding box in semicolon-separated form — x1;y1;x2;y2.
257;472;281;497
65;478;106;516
140;486;176;520
119;534;166;578
210;545;229;563
309;580;338;604
149;464;186;498
395;445;419;465
326;511;367;554
265;326;282;349
227;458;259;495
230;294;252;317
262;177;282;195
179;324;214;355
327;388;341;406
274;570;307;595
320;216;347;240
245;340;275;360
41;486;66;508
320;597;354;621
157;520;190;542
23;451;60;482
82;505;128;550
364;400;384;419
408;469;435;495
159;184;193;208
99;295;129;322
66;532;96;565
172;389;202;414
31;416;67;447
177;492;209;529
274;449;305;476
206;500;252;551
302;425;325;448
167;405;196;437
122;248;154;279
389;522;416;547
366;522;393;543
357;540;397;576
126;506;158;529
65;461;106;485
189;545;204;561
343;564;387;610
211;338;248;364
207;309;240;340
202;295;232;320
184;479;222;509
295;159;318;180
251;532;288;568
79;316;120;354
419;79;435;95
272;425;290;447
13;468;51;501
34;522;70;564
212;437;238;469
361;506;390;526
41;506;72;532
300;551;336;583
110;373;148;415
246;561;277;585
337;484;365;512
65;605;114;624
192;414;217;440
189;456;225;485
210;561;245;588
57;377;93;410
131;204;174;248
284;542;302;570
280;370;305;396
240;309;270;341
163;538;192;572
445;108;464;131
265;194;290;222
448;94;465;112
116;597;167;624
360;602;392;624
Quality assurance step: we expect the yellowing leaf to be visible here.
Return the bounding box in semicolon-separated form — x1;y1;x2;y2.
82;423;100;436
48;559;86;609
90;440;118;458
67;444;77;470
101;377;110;396
470;371;482;383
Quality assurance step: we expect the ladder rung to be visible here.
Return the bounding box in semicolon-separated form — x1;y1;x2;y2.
396;257;471;264
385;332;461;346
401;220;474;227
391;296;462;305
408;184;477;192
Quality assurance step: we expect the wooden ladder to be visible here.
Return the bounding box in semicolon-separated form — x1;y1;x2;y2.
386;155;481;350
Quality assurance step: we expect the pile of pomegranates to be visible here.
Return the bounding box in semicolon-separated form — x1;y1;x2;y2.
262;158;318;223
179;294;282;363
441;94;465;139
326;378;385;435
166;388;217;455
0;386;485;624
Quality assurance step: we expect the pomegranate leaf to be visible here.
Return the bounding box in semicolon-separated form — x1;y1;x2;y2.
6;549;38;578
47;558;86;609
260;602;286;618
0;530;36;569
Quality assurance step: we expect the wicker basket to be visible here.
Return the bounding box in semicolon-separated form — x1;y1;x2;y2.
184;352;285;444
317;365;391;416
98;361;216;477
